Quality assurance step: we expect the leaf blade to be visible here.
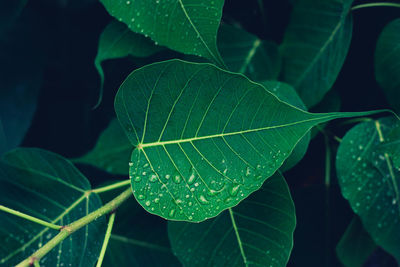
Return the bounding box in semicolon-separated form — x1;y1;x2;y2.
168;172;295;267
115;59;383;222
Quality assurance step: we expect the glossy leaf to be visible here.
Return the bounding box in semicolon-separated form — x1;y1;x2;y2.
168;172;295;267
99;0;225;66
375;19;400;113
0;148;105;266
280;0;353;108
336;217;376;267
115;59;380;222
218;24;281;81
336;117;400;263
95;20;163;106
102;196;180;266
75;118;132;175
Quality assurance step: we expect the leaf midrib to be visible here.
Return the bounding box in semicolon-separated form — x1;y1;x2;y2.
139;114;331;148
292;12;347;88
177;0;221;65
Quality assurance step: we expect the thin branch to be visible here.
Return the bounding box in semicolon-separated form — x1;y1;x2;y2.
96;212;116;267
16;188;132;267
0;205;62;230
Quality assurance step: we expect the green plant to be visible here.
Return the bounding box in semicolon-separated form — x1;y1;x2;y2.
1;0;400;266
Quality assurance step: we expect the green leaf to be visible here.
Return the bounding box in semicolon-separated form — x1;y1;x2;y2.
336;217;376;267
102;197;181;266
75;118;132;175
0;148;105;266
168;172;295;267
114;59;380;222
218;24;281;81
280;0;353;108
259;81;310;171
94;20;163;107
375;18;400;114
336;117;400;263
99;0;225;66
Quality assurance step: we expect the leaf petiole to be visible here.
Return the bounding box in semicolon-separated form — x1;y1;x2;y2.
352;2;400;11
91;180;131;193
96;212;116;267
0;205;62;230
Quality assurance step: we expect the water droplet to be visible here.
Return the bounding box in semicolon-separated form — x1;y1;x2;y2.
245;166;251;177
137;194;145;200
129;161;133;167
229;184;240;196
134;176;141;182
188;168;197;184
169;209;175;217
224;197;233;203
154;198;160;203
173;172;182;184
145;200;151;206
198;195;209;204
149;174;157;182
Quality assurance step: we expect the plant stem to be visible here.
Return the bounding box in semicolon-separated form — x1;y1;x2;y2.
96;212;116;267
0;205;62;230
33;260;40;267
91;180;131;193
16;188;132;267
324;136;332;267
352;2;400;11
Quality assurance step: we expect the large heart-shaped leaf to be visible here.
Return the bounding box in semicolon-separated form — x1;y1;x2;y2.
375;18;400;114
115;59;380;222
99;0;225;66
280;0;353;108
336;117;400;263
218;24;281;81
336;217;376;267
0;148;105;266
75;118;132;175
168;172;295;267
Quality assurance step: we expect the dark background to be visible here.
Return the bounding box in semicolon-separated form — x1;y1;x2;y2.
2;0;399;266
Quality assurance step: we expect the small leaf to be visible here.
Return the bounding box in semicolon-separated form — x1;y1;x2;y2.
99;0;225;66
168;172;295;267
75;118;132;175
115;59;380;222
218;24;281;81
336;217;376;267
280;0;353;108
375;18;400;114
94;20;164;107
336;117;400;263
0;148;105;266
